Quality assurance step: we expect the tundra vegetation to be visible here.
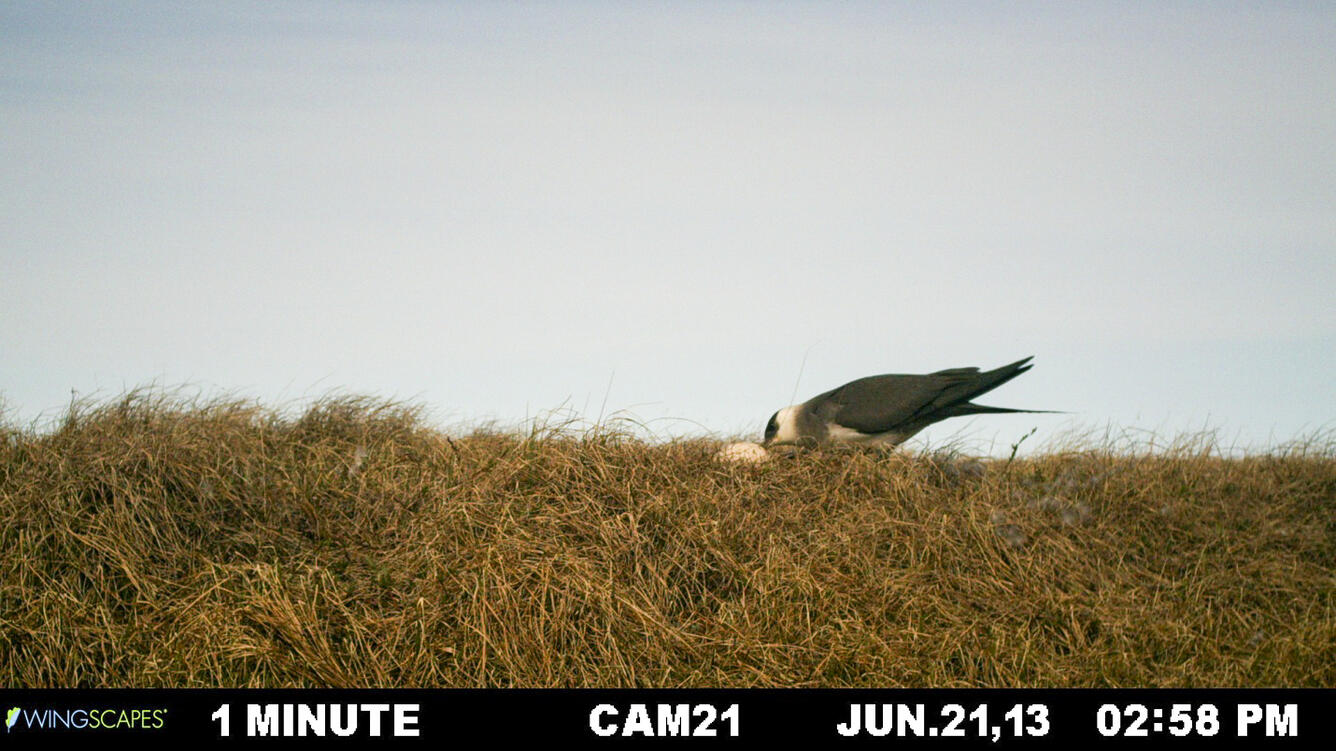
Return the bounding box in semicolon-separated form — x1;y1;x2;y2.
1;393;1331;687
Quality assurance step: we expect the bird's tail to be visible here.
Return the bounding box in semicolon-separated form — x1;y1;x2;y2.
949;403;1065;417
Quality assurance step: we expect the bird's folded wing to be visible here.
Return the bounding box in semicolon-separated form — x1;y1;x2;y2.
816;374;952;434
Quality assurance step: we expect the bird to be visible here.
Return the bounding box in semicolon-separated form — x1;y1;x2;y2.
763;356;1054;449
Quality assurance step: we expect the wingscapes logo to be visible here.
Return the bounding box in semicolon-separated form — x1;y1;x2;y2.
4;707;167;733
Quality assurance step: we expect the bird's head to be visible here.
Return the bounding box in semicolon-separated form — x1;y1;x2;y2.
763;406;797;446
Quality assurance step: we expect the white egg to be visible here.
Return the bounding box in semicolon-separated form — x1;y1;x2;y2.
714;441;770;464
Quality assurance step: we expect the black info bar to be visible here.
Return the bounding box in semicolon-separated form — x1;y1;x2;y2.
0;689;1326;744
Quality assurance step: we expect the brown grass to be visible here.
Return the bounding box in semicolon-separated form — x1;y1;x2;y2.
1;392;1332;687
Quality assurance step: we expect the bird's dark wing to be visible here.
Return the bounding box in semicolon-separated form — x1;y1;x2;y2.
812;357;1036;434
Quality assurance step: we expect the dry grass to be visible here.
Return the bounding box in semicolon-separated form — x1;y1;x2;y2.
1;392;1332;688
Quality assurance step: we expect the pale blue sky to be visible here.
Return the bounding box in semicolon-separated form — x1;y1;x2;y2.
2;2;1333;452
